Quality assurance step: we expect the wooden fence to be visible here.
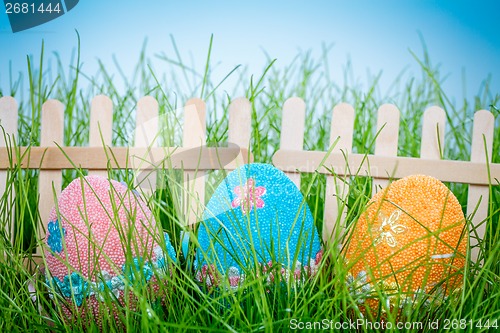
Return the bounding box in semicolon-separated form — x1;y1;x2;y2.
273;98;499;262
0;95;499;263
0;95;252;260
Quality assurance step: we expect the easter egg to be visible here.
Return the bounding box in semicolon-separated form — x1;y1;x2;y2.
45;175;176;323
344;175;467;312
195;163;322;289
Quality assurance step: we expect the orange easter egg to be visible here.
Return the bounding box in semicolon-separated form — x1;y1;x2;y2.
344;175;467;312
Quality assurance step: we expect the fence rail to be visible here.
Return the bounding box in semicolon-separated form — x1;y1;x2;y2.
0;95;498;264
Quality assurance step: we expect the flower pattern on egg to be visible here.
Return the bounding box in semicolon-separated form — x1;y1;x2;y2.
99;270;125;300
47;241;175;306
231;178;266;214
196;252;323;290
122;258;154;286
346;271;373;304
52;272;90;306
227;266;242;289
47;219;66;254
371;210;407;248
196;264;220;287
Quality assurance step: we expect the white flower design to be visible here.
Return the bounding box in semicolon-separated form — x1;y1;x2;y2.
371;210;407;248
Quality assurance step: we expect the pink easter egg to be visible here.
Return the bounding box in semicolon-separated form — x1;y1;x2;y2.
45;175;176;326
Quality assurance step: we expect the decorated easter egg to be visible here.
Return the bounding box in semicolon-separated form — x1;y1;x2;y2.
344;175;467;312
195;163;322;289
45;175;176;323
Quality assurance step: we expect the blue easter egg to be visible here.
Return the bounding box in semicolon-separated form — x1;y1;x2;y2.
195;163;322;288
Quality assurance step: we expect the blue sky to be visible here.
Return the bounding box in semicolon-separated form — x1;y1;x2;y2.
0;0;499;104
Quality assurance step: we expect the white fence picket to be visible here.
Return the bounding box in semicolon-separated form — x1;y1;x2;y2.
373;104;400;193
183;98;206;226
279;97;306;188
467;110;494;262
0;96;18;244
134;96;159;196
323;103;355;244
89;95;113;178
228;97;252;166
420;106;446;159
38;100;65;256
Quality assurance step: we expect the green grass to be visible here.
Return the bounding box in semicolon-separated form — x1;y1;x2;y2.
0;35;499;332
